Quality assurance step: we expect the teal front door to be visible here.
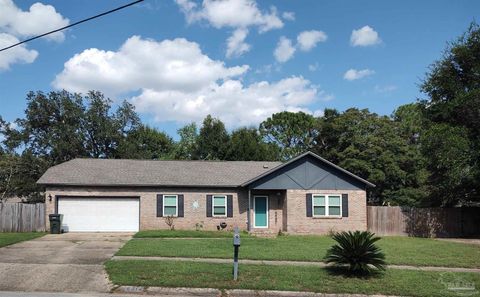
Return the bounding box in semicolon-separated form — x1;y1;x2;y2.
254;196;268;228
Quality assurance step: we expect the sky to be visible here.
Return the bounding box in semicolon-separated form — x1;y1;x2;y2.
0;0;478;137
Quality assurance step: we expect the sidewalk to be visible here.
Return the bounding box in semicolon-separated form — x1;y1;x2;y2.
112;255;480;273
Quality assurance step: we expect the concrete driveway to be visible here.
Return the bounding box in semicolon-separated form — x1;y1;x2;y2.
0;233;132;293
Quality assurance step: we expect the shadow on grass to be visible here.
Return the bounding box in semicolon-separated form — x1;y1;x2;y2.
324;265;385;279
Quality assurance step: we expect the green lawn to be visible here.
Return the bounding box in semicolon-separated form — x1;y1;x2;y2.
106;260;480;297
0;232;45;248
118;235;480;268
134;230;250;238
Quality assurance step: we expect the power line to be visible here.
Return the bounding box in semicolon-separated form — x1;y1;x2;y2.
0;0;144;52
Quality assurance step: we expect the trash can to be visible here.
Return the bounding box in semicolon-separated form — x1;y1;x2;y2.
49;214;63;234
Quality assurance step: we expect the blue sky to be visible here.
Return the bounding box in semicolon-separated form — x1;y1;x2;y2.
0;0;478;137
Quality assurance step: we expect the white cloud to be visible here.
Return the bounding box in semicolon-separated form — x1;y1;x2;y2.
132;76;319;127
0;33;38;70
175;0;283;33
343;68;375;81
297;30;327;51
226;28;251;58
53;36;249;95
175;0;283;58
54;36;327;127
313;109;324;117
274;36;295;63
0;0;68;70
282;11;295;21
308;62;319;72
350;25;381;47
374;84;397;93
0;0;69;42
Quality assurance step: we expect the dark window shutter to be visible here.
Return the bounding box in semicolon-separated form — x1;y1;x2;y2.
206;195;212;217
306;193;312;217
178;194;184;217
342;194;349;217
156;194;163;217
227;195;233;217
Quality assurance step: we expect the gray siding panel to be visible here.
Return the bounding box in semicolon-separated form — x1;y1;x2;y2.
250;155;364;190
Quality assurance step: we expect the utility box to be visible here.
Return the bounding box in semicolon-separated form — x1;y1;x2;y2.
49;214;63;234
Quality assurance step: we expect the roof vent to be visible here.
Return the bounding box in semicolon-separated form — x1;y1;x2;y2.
263;165;269;169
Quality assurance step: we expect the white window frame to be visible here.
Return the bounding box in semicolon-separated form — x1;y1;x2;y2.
163;194;178;217
212;195;227;217
312;194;342;218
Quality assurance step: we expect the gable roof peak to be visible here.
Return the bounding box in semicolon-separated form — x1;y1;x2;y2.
241;150;375;188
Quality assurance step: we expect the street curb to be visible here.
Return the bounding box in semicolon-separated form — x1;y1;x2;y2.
113;286;405;297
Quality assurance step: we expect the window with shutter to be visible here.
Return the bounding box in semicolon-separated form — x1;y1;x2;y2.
163;195;178;217
312;194;342;217
213;195;227;217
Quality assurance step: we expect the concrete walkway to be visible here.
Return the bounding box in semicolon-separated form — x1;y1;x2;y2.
112;255;480;273
0;233;132;293
435;238;480;246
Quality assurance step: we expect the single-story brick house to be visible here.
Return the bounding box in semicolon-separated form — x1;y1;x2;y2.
37;151;374;234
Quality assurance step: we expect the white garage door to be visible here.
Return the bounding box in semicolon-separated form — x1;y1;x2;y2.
57;197;140;232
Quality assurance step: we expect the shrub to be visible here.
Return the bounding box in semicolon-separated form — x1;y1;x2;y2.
324;231;386;275
164;215;175;230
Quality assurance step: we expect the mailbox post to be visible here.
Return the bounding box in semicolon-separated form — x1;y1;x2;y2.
233;227;241;280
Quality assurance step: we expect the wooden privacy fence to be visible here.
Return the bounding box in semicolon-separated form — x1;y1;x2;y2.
367;206;480;238
0;203;45;232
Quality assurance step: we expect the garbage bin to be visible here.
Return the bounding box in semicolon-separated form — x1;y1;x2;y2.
49;214;63;234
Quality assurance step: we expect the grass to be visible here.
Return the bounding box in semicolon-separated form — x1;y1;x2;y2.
134;230;250;238
0;232;45;248
118;235;480;268
105;260;480;297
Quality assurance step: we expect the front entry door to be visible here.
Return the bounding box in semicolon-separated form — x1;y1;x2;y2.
254;196;268;228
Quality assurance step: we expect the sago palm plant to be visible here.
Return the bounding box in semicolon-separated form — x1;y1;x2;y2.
324;231;386;275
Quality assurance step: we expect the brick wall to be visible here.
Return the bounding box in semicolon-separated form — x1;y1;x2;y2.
45;186;249;232
45;186;367;234
285;189;367;234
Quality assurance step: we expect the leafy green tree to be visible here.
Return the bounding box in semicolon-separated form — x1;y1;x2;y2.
15;91;86;164
419;22;480;205
117;125;174;159
173;123;198;160
83;92;140;158
0;90;142;201
259;111;318;160
0;152;48;202
226;127;280;161
421;124;473;206
196;115;229;160
314;108;428;206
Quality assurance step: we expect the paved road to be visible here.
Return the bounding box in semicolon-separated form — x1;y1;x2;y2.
0;233;132;293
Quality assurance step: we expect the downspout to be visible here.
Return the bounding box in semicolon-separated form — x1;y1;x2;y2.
247;188;251;232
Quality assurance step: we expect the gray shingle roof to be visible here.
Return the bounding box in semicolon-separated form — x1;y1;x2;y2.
37;158;282;187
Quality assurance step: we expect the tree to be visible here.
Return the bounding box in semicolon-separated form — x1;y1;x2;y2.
259;111;318;160
419;22;480;205
173;123;198;160
0;152;48;202
83;92;140;158
117;125;174;159
313;108;428;206
15;91;86;164
0;90;142;201
226;127;280;161
421;124;473;206
196;115;229;160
